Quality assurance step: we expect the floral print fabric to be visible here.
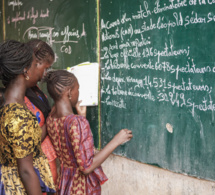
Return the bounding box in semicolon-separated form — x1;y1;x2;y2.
0;103;55;194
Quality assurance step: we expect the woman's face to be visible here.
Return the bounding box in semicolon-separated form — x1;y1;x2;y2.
27;58;53;87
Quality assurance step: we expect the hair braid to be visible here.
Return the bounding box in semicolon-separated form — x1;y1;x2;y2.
0;40;33;87
43;69;77;101
26;39;55;63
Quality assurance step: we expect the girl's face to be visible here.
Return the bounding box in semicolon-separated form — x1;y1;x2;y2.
70;80;79;107
36;60;53;81
27;58;53;87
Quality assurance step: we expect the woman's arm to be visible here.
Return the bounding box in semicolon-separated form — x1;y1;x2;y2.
82;129;133;175
17;153;42;195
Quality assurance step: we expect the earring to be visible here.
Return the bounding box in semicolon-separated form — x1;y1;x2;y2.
25;76;29;80
69;95;72;100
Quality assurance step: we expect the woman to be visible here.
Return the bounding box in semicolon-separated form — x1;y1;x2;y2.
24;39;58;190
0;40;55;194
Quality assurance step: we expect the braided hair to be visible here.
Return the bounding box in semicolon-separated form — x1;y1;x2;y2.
43;69;77;101
26;39;55;63
0;40;33;87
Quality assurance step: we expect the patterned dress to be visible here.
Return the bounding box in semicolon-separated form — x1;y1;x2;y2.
0;103;56;195
46;114;108;195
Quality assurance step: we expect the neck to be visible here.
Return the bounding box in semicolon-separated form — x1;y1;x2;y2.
4;75;27;105
53;98;74;118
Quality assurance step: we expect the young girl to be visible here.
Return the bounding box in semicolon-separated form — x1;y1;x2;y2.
44;70;133;195
0;40;55;194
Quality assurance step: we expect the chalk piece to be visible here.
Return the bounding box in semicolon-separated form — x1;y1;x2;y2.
166;123;173;133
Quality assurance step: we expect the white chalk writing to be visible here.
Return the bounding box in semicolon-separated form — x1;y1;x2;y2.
100;0;215;118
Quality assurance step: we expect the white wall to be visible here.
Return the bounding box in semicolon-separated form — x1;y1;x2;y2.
101;154;215;195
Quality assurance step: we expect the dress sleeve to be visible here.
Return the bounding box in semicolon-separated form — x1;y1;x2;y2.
6;106;39;159
68;116;94;172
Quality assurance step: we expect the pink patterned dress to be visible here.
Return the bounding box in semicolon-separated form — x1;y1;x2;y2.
46;114;108;195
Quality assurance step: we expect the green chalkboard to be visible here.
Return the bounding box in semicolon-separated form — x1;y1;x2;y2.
3;0;99;146
100;0;215;181
4;0;97;68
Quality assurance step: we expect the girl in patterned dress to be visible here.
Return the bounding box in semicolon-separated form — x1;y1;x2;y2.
0;40;56;194
44;69;133;195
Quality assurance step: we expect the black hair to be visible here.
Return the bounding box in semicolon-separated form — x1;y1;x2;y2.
26;39;55;64
0;40;33;87
43;69;78;101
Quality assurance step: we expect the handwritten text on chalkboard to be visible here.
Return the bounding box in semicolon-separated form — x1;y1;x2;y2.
100;1;215;117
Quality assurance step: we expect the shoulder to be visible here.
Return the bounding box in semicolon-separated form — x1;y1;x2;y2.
68;115;92;138
2;103;37;132
3;103;32;117
67;114;89;127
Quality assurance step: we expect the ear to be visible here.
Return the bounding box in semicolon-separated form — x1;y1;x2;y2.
23;68;29;78
67;88;72;99
23;67;28;75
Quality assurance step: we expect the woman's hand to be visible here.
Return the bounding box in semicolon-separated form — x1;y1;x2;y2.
75;100;87;117
113;129;133;145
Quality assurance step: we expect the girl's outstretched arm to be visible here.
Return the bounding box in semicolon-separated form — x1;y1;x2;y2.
17;153;42;195
82;129;133;175
75;100;133;175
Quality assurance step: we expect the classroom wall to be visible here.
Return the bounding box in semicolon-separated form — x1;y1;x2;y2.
101;154;215;195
